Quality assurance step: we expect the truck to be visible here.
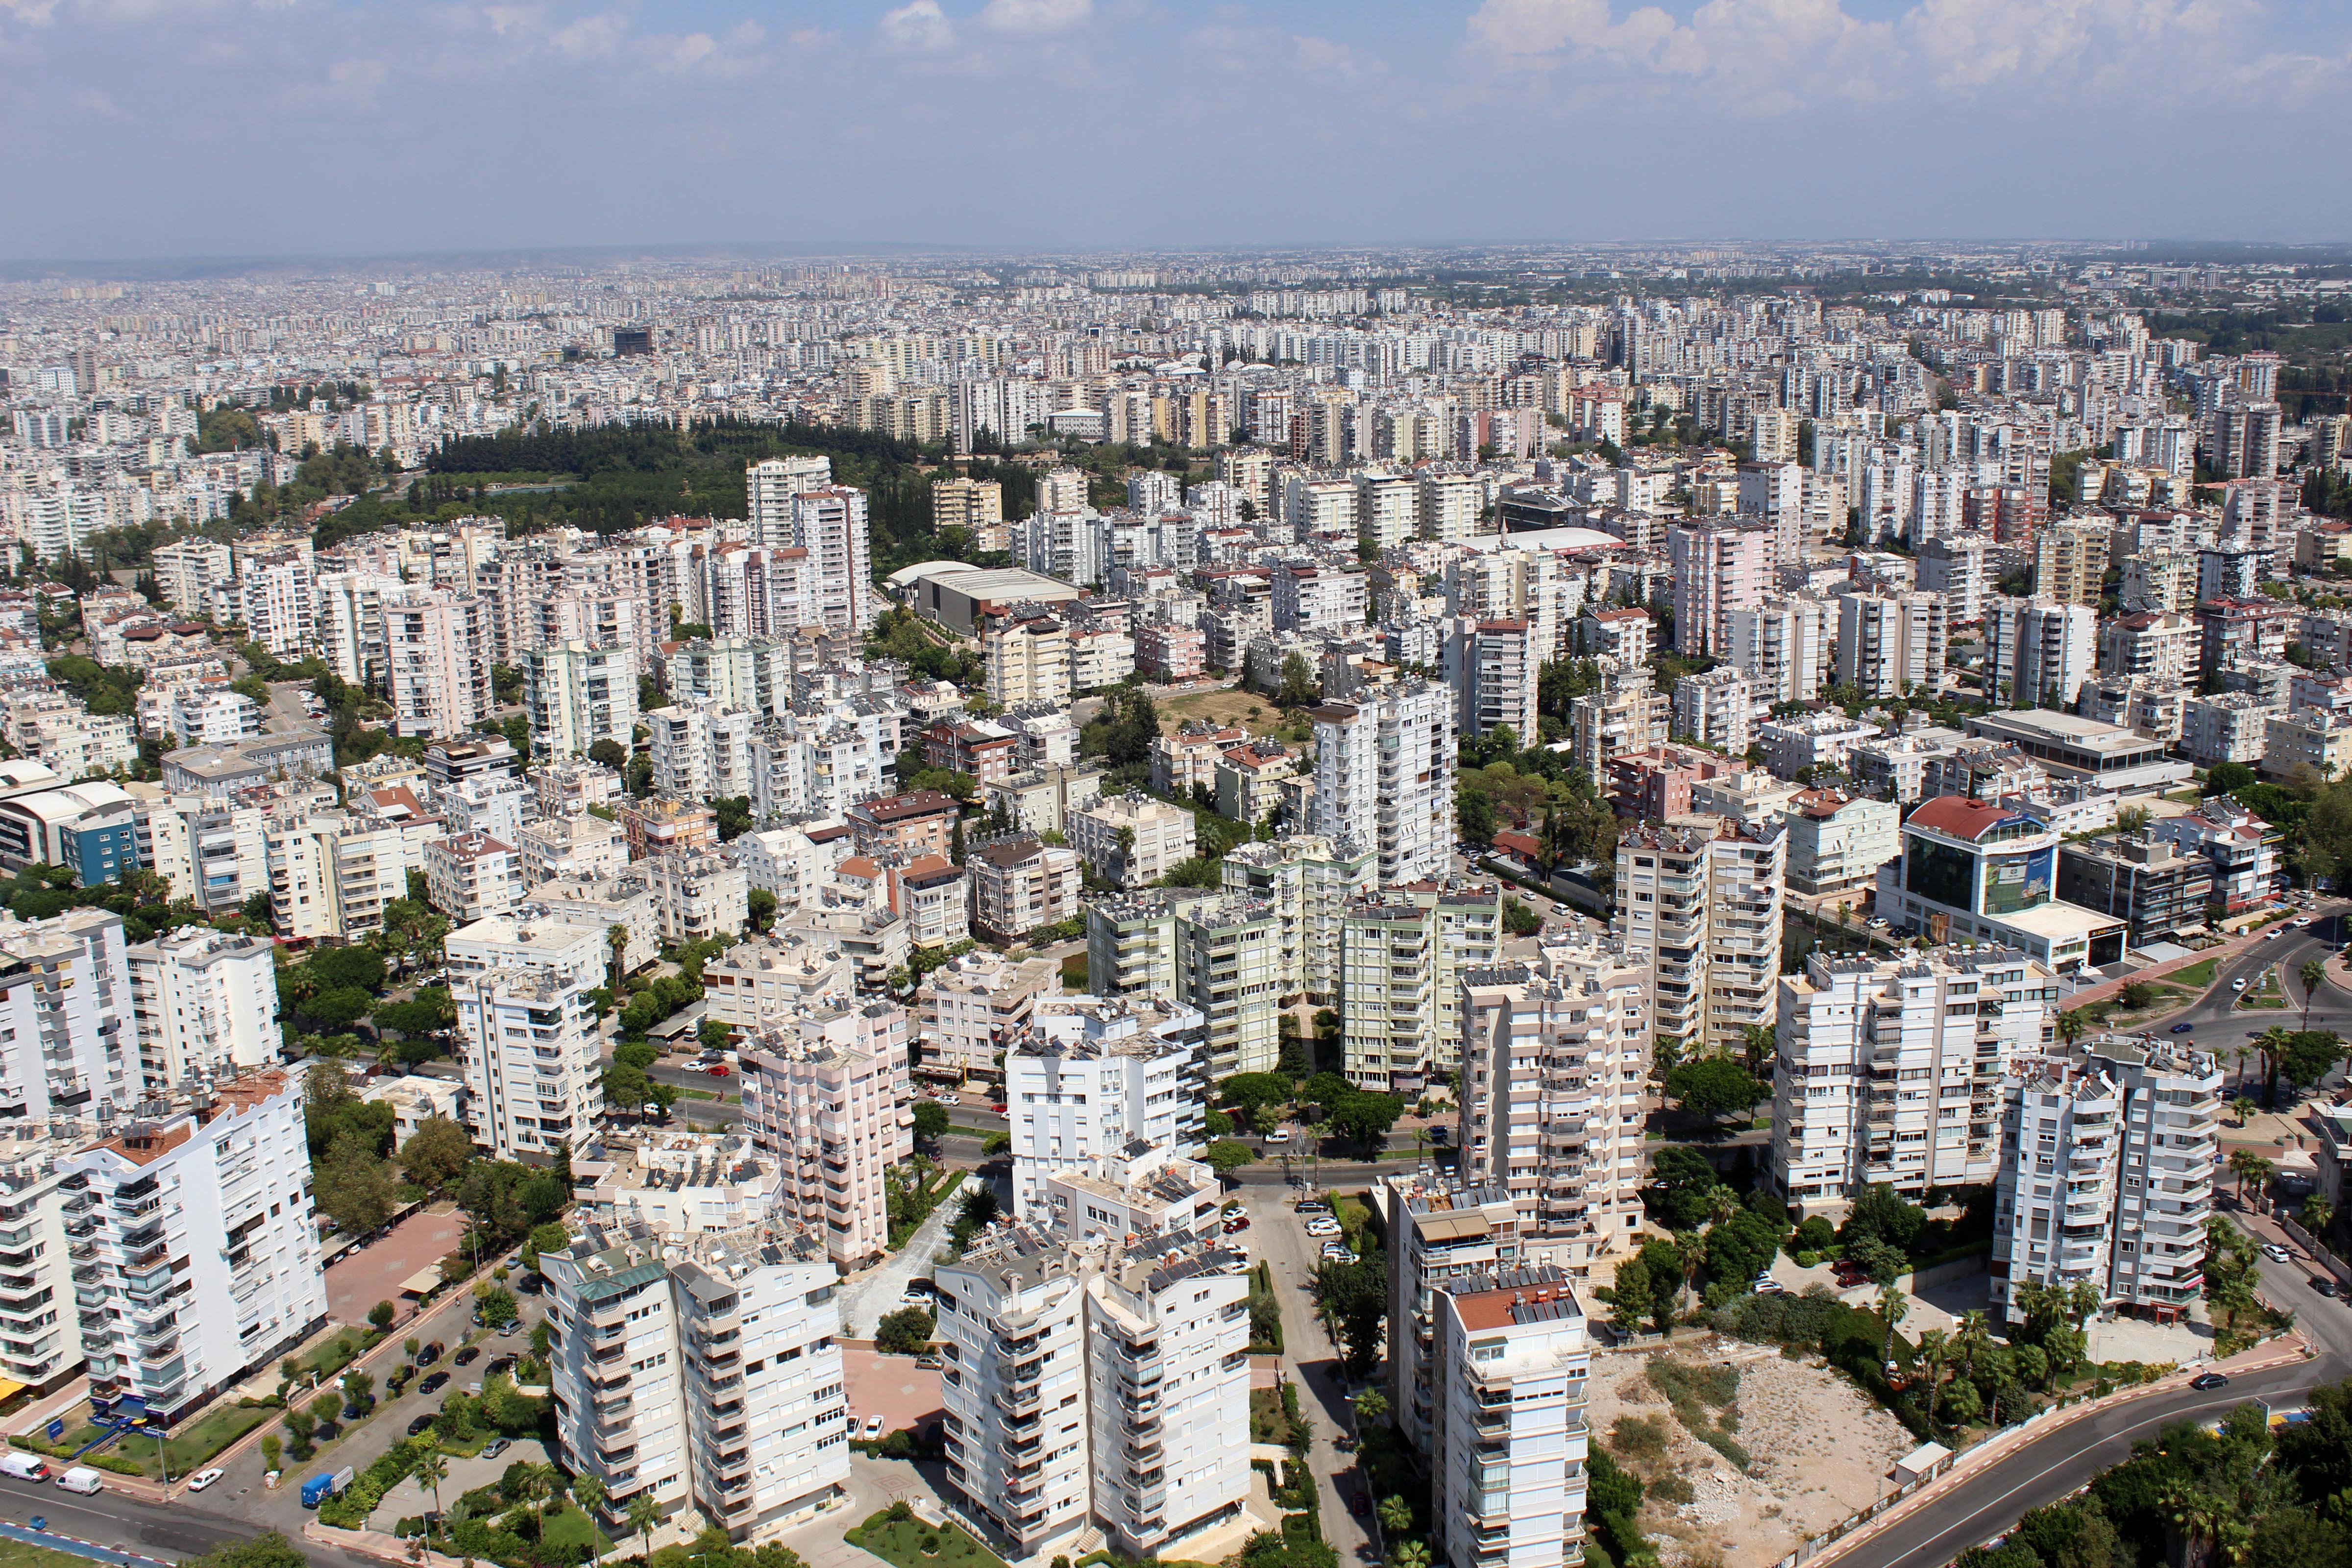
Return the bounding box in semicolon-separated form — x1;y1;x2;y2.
300;1467;355;1509
53;1468;102;1495
0;1453;49;1482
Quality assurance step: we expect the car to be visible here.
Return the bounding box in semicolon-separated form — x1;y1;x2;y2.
1223;1217;1250;1233
2269;930;2282;939
1429;1125;1450;1143
416;1341;444;1365
1295;1200;1331;1215
992;1103;1008;1116
454;1347;480;1366
186;1470;224;1493
480;1439;512;1461
2315;1277;2342;1298
485;1355;517;1377
499;1320;521;1336
915;1355;945;1370
419;1371;450;1395
1265;1128;1293;1143
516;1273;543;1294
1348;1493;1371;1517
2232;978;2250;991
1322;1245;1354;1261
2263;1243;2293;1263
2171;1022;2196;1033
863;1415;885;1439
708;1066;730;1078
407;1413;438;1436
1305;1220;1343;1238
2190;1372;2230;1391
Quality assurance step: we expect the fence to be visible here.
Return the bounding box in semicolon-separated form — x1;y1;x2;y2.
2279;1215;2352;1288
1770;1449;1957;1568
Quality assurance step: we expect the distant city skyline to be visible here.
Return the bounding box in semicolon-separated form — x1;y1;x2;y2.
3;0;2349;260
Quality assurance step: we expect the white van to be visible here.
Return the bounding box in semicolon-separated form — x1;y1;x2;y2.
0;1452;50;1481
54;1468;102;1495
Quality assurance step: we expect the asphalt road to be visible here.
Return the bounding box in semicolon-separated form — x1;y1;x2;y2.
1842;1223;2352;1568
0;1475;294;1564
2138;909;2352;1094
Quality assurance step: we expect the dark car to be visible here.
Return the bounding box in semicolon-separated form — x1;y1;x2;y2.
406;1414;437;1437
2190;1372;2230;1391
416;1341;444;1365
1348;1493;1371;1517
454;1347;480;1366
485;1355;518;1377
419;1371;451;1395
516;1274;543;1295
2170;1023;2196;1034
2316;1277;2342;1298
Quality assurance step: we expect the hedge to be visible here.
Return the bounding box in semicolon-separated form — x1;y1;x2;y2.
317;1436;431;1528
6;1436;145;1475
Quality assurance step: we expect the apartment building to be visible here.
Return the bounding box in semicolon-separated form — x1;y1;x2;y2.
1339;881;1504;1093
1567;659;1670;777
0;1140;90;1391
525;640;640;761
1083;893;1280;1078
848;790;959;861
447;915;608;1160
542;1219;851;1542
981;606;1074;709
1456;941;1651;1262
1779;789;1900;899
383;587;494;740
1989;1036;2220;1323
642;850;750;946
735;1000;913;1269
262;809;424;941
1613;816;1784;1062
152;536;231;618
1770;945;2057;1209
424;832;524;924
2099;612;2200;688
1309;680;1455;885
1380;1177;1529;1456
60;1068;328;1420
935;1223;1250;1562
701;931;853;1043
123;925;279;1092
1068;793;1194;888
0;909;134;1120
2032;521;2109;606
1835;589;1946;699
1004;998;1205;1219
1444;619;1540;743
1667;522;1770;656
234;538;317;661
1723;594;1828;705
515;813;627;887
615;798;719;862
1219;835;1378;1006
969;835;1082;942
916;951;1056;1083
1429;1269;1591;1568
2055;833;2216;945
1670;667;1751;755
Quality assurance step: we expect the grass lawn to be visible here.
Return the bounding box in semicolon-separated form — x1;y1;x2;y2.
43;1399;273;1479
846;1511;1011;1568
2168;956;2220;989
540;1506;612;1555
296;1325;374;1379
0;1543;136;1568
1250;1386;1297;1446
1060;952;1089;991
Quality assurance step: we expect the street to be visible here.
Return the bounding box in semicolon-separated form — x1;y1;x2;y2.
0;1474;294;1564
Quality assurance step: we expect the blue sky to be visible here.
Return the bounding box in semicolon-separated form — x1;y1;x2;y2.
2;0;2348;260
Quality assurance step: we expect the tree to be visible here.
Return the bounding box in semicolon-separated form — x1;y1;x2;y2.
1377;1495;1413;1534
1203;1139;1260;1176
1328;1092;1403;1154
1386;1544;1430;1568
474;1282;520;1328
1665;1058;1768;1123
398;1115;473;1190
607;923;632;993
2306;1195;2337;1239
1277;652;1318;709
747;888;777;933
1457;786;1495;846
315;1129;397;1237
1917;1327;1951;1431
1879;1284;1910;1363
628;1495;661;1566
2056;1008;2089;1046
911;1101;950;1148
414;1448;449;1522
2303;958;2331;1030
1356;1390;1390;1427
369;1299;396;1330
1311;1255;1389;1375
1843;1182;1928;1250
875;1306;936;1356
2205;761;2257;796
177;1534;310;1568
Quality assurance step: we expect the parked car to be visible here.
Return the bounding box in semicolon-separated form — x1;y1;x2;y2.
419;1371;450;1395
480;1439;512;1461
2314;1277;2341;1298
454;1347;480;1366
863;1415;885;1438
407;1414;438;1437
2190;1372;2230;1391
1223;1216;1250;1233
185;1469;224;1493
498;1320;521;1336
2263;1242;2292;1263
915;1355;945;1370
416;1341;444;1365
1295;1200;1331;1215
1264;1127;1293;1143
484;1356;517;1377
1304;1218;1342;1238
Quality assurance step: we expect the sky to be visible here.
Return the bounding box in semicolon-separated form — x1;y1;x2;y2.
2;0;2350;262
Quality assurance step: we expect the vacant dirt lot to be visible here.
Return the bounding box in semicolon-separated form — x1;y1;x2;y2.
1157;686;1286;737
1591;1340;1915;1568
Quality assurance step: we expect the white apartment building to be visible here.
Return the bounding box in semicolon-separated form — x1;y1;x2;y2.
702;931;853;1042
1068;793;1194;888
525;640;640;761
1004;1000;1205;1219
1771;945;2057;1209
0;1141;89;1390
123;925;278;1092
263;809;425;941
1667;522;1769;656
1310;680;1455;885
646;702;758;803
1456;941;1652;1260
1724;594;1829;705
515;813;627;887
543;1219;851;1543
1339;882;1505;1093
968;834;1082;942
642;850;750;946
1430;1269;1591;1568
2181;693;2271;766
1219;834;1378;1006
152;537;231;618
0;909;134;1120
935;1236;1093;1556
917;951;1056;1082
234;540;317;661
1989;1036;2220;1323
424;832;525;924
167;688;261;747
1614;817;1784;1062
736;1000;913;1269
61;1068;328;1420
1380;1178;1530;1456
446;915;608;1160
1836;590;1946;698
1445;618;1540;743
981;608;1073;710
1671;666;1751;755
383;587;493;740
1779;790;1901;899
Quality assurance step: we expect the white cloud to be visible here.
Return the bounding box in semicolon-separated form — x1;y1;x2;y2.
0;0;58;24
480;4;545;38
549;9;623;58
72;86;123;115
879;0;954;52
640;20;766;77
977;0;1089;34
1293;34;1376;81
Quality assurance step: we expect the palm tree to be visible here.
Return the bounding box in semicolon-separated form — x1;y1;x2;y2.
1386;1544;1431;1568
2228;1148;2262;1201
1878;1285;1909;1363
2230;1096;2257;1127
1377;1496;1413;1534
2255;1026;2292;1108
572;1474;606;1565
1957;1310;1991;1383
1704;1186;1739;1228
2301;957;2331;1029
1915;1328;1950;1431
606;924;631;995
2305;1195;2336;1240
2066;1280;2102;1328
521;1463;560;1541
2056;1008;2088;1047
627;1494;661;1563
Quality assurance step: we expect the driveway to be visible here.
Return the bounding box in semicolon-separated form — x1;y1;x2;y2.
325;1208;464;1326
842;1347;943;1440
835;1171;987;1340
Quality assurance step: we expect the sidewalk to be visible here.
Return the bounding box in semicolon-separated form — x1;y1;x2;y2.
2064;917;2293;1014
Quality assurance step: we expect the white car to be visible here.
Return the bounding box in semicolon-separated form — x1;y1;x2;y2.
1264;1128;1293;1144
2232;978;2250;991
863;1414;885;1438
1304;1218;1343;1237
186;1469;224;1492
2262;1243;2292;1263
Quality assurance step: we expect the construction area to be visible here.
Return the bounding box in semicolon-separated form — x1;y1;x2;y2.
1590;1340;1917;1568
